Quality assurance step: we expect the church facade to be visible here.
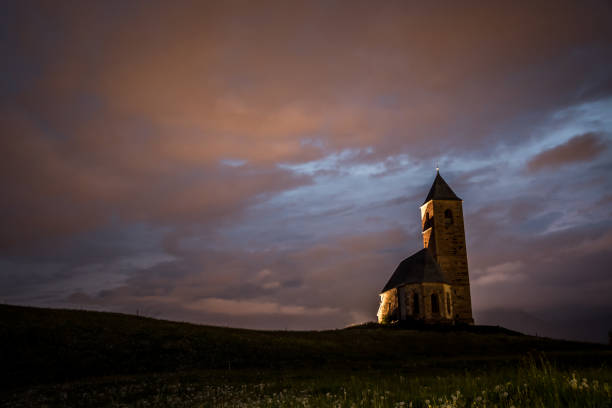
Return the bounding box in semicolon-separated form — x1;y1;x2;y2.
377;171;474;325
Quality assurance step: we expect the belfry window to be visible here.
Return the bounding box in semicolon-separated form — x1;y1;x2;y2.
444;209;453;225
431;293;439;314
423;213;432;230
413;293;420;315
446;293;451;314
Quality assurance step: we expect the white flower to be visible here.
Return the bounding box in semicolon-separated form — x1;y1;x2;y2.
569;374;578;390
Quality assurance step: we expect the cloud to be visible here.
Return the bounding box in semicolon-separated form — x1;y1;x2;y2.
0;107;311;252
2;1;611;255
7;2;612;165
526;132;609;172
2;1;612;340
562;229;612;256
43;228;409;328
186;298;338;316
472;261;525;286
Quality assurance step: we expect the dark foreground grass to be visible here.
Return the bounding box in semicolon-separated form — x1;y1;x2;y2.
1;304;611;407
3;358;612;407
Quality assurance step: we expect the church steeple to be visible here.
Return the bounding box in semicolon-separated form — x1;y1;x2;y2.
420;170;473;324
423;171;461;204
377;171;474;325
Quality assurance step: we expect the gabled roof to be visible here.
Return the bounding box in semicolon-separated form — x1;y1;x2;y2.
380;248;449;293
423;171;461;204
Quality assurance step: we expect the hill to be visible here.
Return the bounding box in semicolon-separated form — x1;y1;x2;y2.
1;303;610;390
475;307;612;343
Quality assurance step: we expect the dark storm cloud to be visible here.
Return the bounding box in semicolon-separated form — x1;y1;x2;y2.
0;107;310;251
1;1;612;341
6;2;612;164
59;228;410;329
526;133;609;172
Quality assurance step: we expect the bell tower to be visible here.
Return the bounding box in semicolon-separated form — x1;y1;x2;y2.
420;170;473;324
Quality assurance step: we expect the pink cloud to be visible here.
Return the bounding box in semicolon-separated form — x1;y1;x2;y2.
186;298;339;316
527;133;608;172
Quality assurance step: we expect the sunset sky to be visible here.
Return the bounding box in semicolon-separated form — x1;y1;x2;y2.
2;1;612;342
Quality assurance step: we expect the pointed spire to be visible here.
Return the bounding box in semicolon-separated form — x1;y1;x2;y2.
423;171;461;204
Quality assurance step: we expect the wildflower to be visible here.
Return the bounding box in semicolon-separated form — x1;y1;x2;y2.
502;391;508;398
475;396;482;402
580;378;589;390
569;374;578;390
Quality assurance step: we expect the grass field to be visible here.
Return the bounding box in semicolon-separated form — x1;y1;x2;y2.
1;304;611;407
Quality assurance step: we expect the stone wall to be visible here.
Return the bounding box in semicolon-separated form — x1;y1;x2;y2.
377;288;398;323
378;283;454;324
420;201;436;255
419;199;474;324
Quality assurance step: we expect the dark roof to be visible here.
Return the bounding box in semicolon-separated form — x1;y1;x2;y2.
423;171;461;203
380;248;449;293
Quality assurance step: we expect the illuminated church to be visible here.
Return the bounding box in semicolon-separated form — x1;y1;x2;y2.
377;171;474;325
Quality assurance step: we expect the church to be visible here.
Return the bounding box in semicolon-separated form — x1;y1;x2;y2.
377;171;474;325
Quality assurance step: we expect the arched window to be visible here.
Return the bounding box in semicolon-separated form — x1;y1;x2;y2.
446;293;451;314
405;292;410;313
444;209;453;225
431;293;439;314
413;293;420;315
423;212;433;231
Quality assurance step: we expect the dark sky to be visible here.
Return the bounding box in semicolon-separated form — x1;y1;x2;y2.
2;1;612;342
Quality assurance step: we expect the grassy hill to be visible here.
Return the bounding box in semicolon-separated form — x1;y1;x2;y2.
1;304;609;385
1;304;611;407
